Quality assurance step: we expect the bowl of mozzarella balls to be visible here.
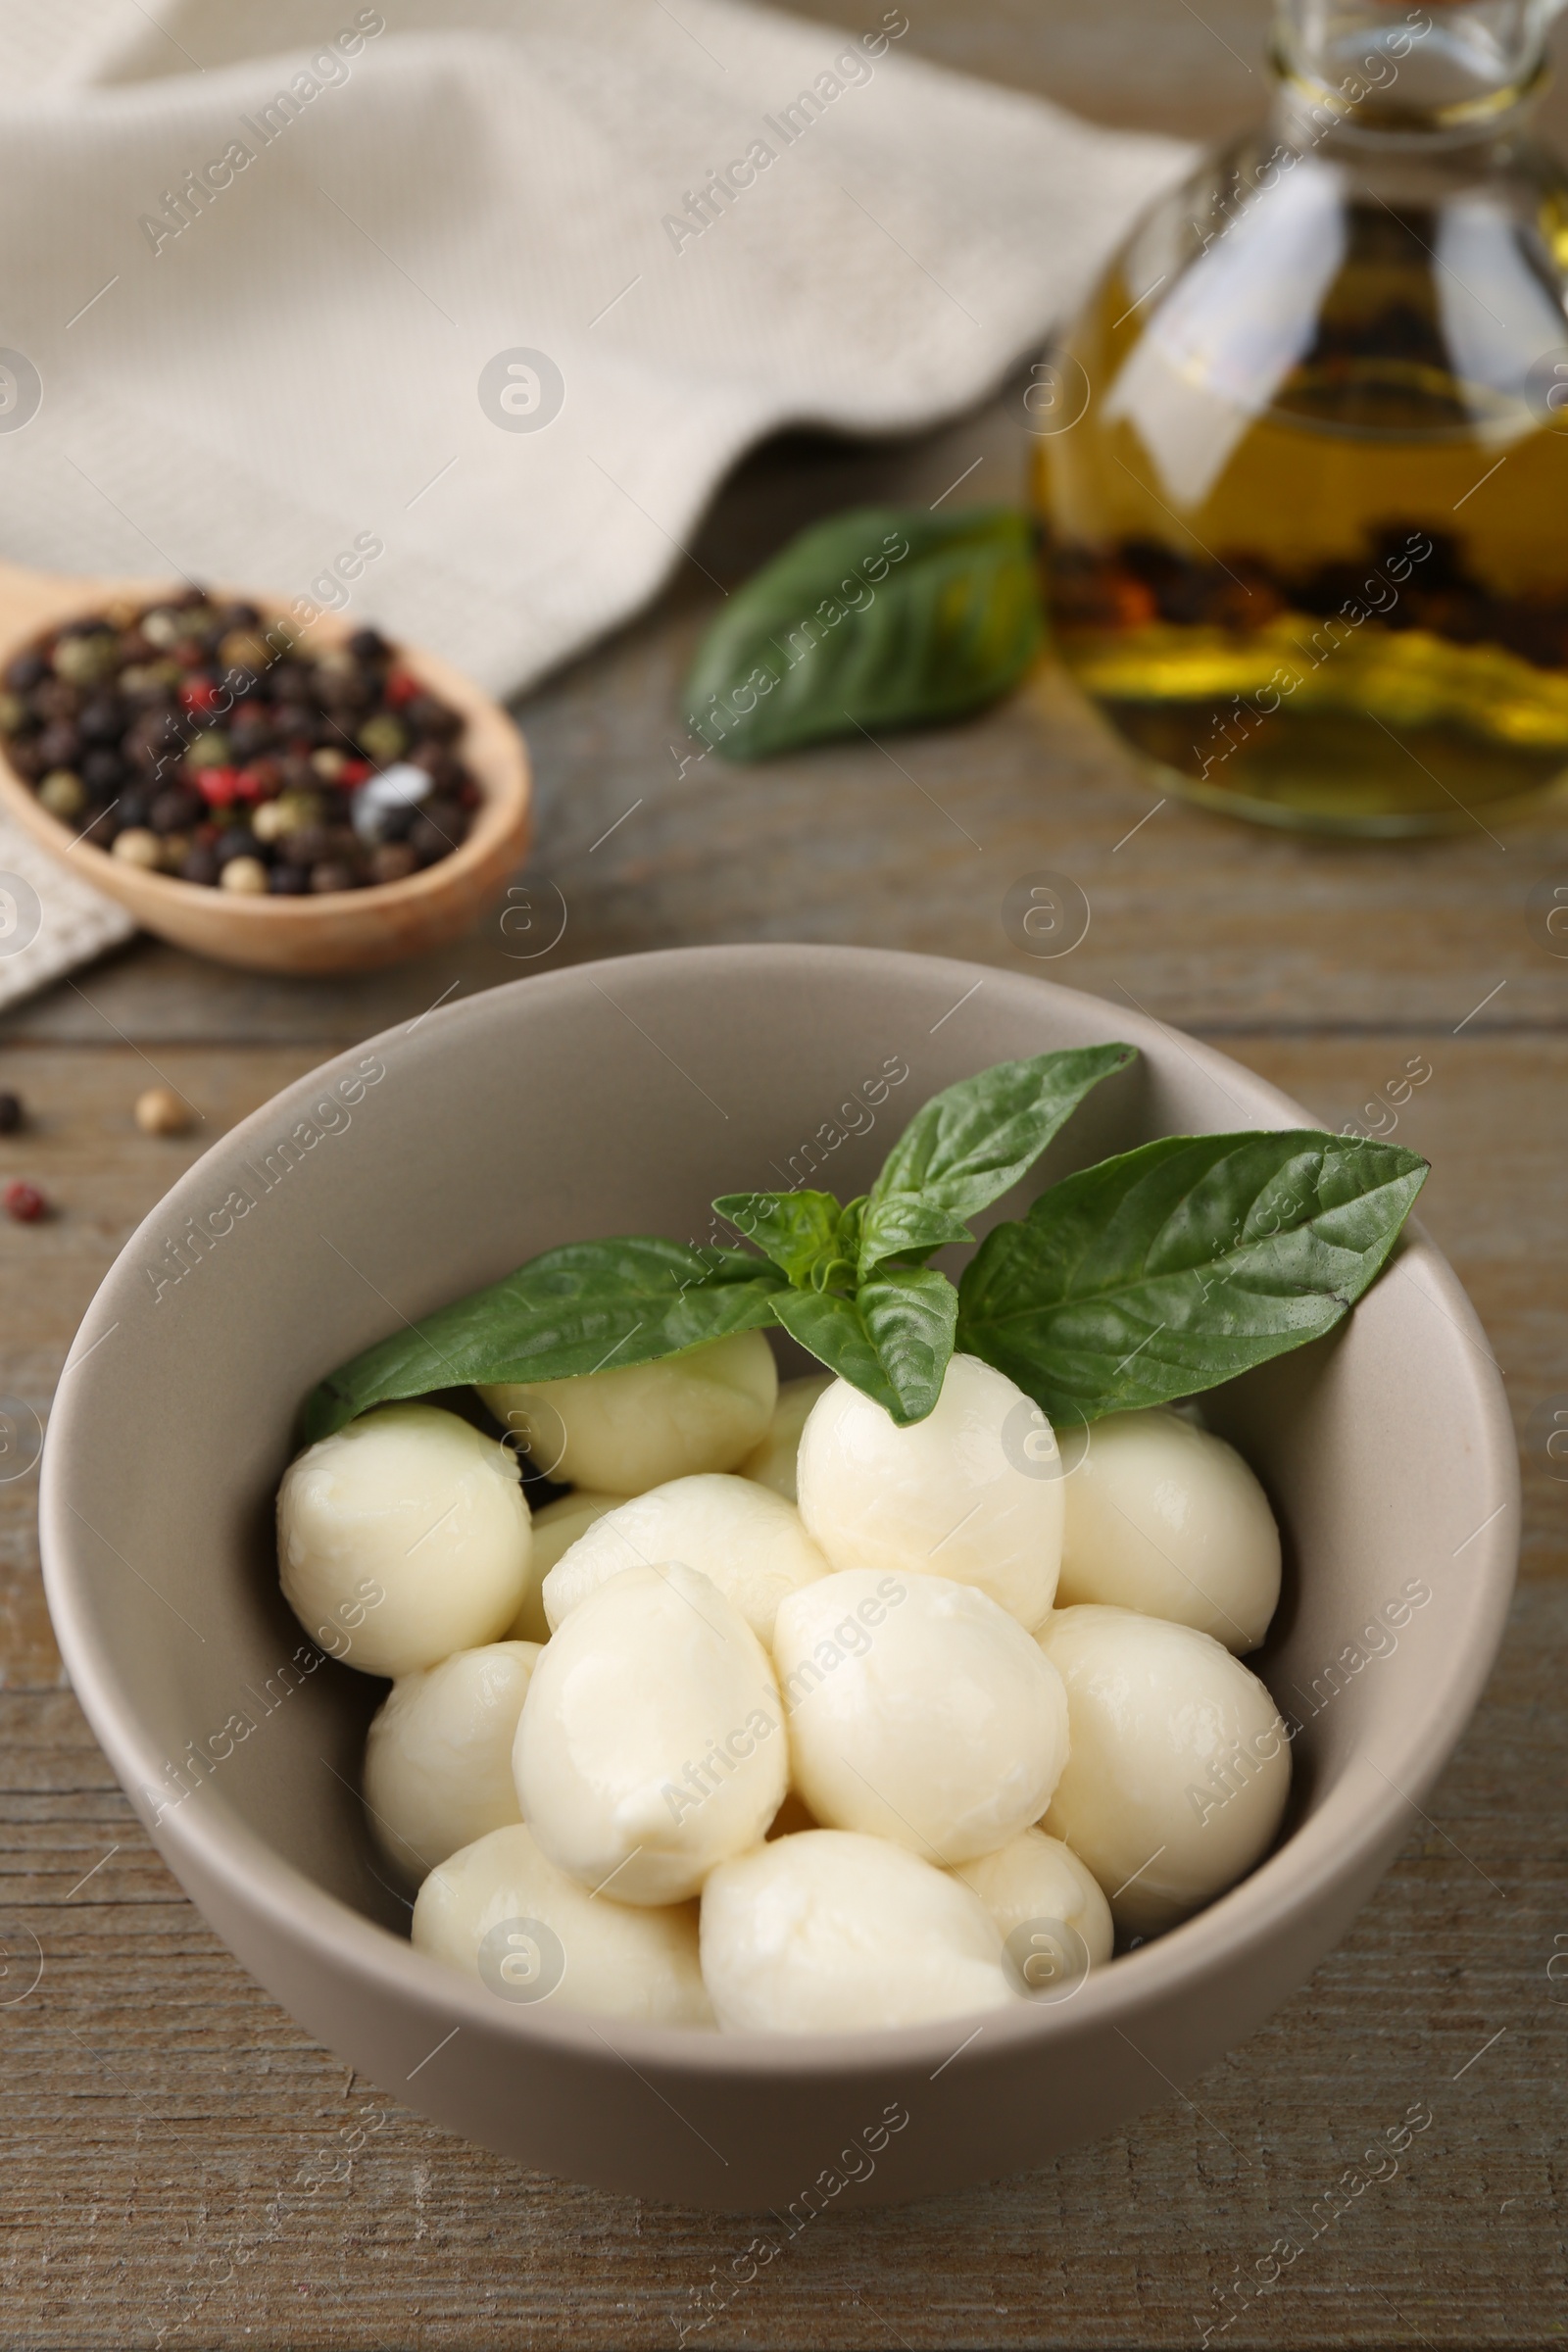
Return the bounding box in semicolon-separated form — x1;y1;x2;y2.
40;947;1517;2210
288;1360;1289;2031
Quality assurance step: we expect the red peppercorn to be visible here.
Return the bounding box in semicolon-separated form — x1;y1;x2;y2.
384;669;421;707
338;759;372;787
4;1181;47;1222
178;679;221;713
196;766;241;807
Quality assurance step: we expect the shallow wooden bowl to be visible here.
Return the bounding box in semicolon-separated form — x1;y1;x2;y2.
0;558;530;975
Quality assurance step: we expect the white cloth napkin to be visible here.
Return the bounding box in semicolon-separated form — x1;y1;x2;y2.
0;0;1190;1009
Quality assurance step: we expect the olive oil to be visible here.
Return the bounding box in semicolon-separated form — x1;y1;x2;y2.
1035;41;1568;832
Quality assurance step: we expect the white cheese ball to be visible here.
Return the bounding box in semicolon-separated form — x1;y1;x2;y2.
772;1570;1070;1865
1039;1604;1291;1936
364;1641;540;1887
796;1354;1062;1629
951;1828;1114;1968
1058;1407;1281;1653
507;1490;618;1642
740;1373;833;1501
700;1830;1015;2034
542;1474;829;1645
277;1403;531;1678
477;1329;777;1495
413;1823;712;2026
514;1562;788;1905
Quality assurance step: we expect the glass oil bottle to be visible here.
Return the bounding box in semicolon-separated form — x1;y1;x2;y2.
1036;0;1568;831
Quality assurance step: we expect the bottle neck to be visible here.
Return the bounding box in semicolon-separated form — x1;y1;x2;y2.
1270;0;1558;142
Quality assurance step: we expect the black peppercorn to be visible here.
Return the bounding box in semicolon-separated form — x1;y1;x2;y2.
409;821;454;864
78;695;124;744
81;749;125;794
280;825;331;867
228;713;271;761
151;785;206;835
36;720;81;769
403;695;462;743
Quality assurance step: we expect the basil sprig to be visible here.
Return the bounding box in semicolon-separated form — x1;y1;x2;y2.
302;1047;1429;1443
708;1044;1135;1420
681;504;1044;761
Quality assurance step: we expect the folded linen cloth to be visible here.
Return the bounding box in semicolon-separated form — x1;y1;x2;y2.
0;0;1190;1009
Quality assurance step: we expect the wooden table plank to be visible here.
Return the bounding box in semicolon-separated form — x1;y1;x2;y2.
1;1586;1562;2350
1;1037;1562;2348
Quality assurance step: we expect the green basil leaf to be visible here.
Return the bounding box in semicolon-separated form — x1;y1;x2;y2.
682;504;1044;761
857;1195;975;1275
834;1196;867;1277
712;1190;843;1287
870;1043;1137;1225
772;1267;959;1426
303;1238;788;1443
956;1130;1428;1423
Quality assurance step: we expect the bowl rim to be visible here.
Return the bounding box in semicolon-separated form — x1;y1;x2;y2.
38;944;1521;2083
0;589;528;922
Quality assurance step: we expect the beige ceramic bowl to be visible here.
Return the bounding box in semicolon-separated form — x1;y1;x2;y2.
39;947;1517;2209
0;558;530;974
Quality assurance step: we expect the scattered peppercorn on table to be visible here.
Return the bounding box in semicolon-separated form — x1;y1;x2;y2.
2;3;1566;2344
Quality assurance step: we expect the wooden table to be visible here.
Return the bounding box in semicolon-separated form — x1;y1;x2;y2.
3;5;1565;2343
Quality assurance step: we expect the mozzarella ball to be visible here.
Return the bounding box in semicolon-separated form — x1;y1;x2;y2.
364;1641;540;1887
413;1823;711;2026
543;1474;829;1644
700;1830;1014;2033
1057;1407;1281;1652
478;1329;777;1496
773;1571;1069;1865
277;1403;531;1677
507;1490;618;1642
514;1563;788;1904
796;1354;1062;1629
1039;1604;1291;1936
740;1373;833;1501
951;1828;1113;1968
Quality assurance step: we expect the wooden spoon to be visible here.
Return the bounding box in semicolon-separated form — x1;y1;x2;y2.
0;557;530;976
